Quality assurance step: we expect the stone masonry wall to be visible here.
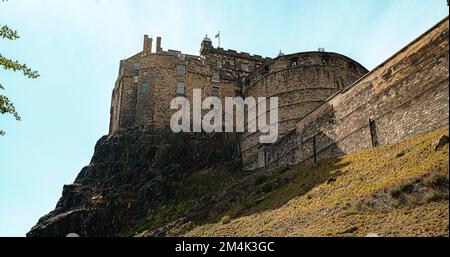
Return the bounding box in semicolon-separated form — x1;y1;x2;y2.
241;52;368;170
109;37;269;133
254;18;449;170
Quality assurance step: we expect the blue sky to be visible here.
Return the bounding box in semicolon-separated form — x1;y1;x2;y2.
0;0;448;237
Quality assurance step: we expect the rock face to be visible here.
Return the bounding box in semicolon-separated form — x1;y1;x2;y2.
434;135;449;151
27;128;240;237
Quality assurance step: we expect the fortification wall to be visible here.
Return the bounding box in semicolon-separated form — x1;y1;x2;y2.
252;18;449;170
241;52;368;169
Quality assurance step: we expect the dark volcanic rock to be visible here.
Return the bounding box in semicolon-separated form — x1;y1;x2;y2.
27;128;240;237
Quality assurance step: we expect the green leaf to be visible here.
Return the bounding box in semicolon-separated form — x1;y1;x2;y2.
0;54;40;79
0;25;19;40
0;94;21;121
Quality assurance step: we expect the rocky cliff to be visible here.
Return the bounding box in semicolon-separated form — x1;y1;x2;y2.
27;128;241;237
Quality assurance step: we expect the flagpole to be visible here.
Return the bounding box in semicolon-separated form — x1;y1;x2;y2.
216;31;220;48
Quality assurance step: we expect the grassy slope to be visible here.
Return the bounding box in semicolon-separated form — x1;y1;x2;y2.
184;127;449;237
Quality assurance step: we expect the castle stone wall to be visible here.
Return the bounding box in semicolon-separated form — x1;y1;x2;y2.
109;37;269;134
241;52;368;169
252;18;449;170
109;18;449;172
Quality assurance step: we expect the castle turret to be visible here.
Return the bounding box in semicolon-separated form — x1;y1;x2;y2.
200;35;213;55
241;51;369;170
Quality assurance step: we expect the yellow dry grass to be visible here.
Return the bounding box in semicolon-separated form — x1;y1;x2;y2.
185;127;449;237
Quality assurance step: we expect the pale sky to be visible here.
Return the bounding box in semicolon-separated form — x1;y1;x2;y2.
0;0;448;237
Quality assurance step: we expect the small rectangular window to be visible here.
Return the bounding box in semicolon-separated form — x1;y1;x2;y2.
241;63;249;72
133;61;140;70
212;73;220;82
133;76;139;84
176;82;185;95
217;60;222;69
211;87;219;96
141;83;149;94
127;89;133;95
177;65;186;77
290;58;299;67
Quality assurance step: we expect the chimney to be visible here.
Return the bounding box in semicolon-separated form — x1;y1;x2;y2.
156;36;162;53
143;35;153;54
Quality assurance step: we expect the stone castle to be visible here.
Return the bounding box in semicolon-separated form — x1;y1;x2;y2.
109;17;449;171
27;16;449;237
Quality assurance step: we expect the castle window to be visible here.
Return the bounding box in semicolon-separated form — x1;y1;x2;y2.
321;54;331;63
176;82;185;95
241;63;249;72
141;83;149;94
133;76;139;84
290;57;299;67
211;86;219;96
133;61;140;70
127;89;133;95
348;62;356;70
217;60;222;69
223;60;230;69
177;65;186;77
260;65;270;75
212;72;220;82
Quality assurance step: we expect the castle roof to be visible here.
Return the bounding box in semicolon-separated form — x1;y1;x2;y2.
203;35;212;43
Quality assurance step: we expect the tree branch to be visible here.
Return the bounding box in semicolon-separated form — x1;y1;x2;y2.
0;54;40;79
0;25;20;40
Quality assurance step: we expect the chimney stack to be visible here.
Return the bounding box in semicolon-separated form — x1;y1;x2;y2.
156;36;162;53
143;35;153;54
